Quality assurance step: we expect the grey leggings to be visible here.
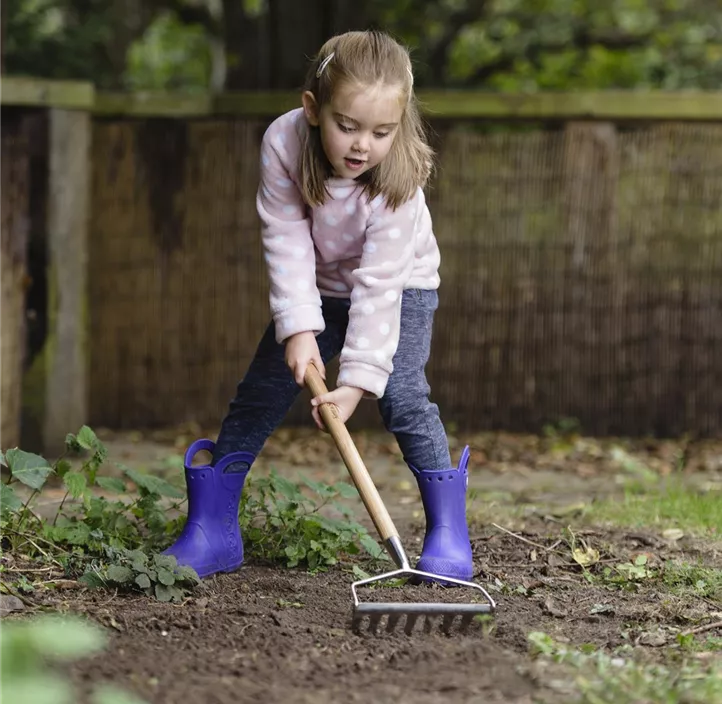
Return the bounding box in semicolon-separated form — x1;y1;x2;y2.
213;289;451;471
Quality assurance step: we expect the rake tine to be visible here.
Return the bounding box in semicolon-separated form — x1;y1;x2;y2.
352;613;364;634
368;613;382;634
442;613;456;634
386;613;402;633
404;613;420;635
423;614;435;634
459;613;475;633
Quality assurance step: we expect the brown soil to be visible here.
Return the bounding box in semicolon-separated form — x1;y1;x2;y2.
14;525;718;704
6;430;722;703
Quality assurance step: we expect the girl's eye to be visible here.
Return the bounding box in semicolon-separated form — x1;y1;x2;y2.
338;123;355;133
374;132;390;139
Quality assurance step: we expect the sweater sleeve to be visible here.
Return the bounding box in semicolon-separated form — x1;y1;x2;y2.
337;193;420;398
257;125;324;343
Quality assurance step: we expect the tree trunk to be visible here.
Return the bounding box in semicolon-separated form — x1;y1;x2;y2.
1;110;30;449
0;0;8;76
223;0;368;90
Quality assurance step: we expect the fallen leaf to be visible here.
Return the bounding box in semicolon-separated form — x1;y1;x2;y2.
0;594;25;616
543;597;566;618
639;631;667;647
662;529;684;541
572;543;600;567
590;603;615;615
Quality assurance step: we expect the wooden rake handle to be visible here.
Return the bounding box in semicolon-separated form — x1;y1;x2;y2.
304;364;398;544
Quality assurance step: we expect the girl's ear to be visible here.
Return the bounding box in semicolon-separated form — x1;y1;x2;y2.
302;91;320;126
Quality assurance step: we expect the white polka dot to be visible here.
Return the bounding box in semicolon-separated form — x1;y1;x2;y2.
370;195;384;208
325;213;338;226
297;280;310;291
276;177;293;188
388;228;401;240
281;316;295;330
362;302;375;315
331;281;347;292
275;297;291;311
283;204;297;215
385;290;399;302
292;246;305;259
361;275;379;287
374;350;386;362
262;153;270;166
380;322;390;335
326;240;338;250
364;241;377;253
381;261;392;268
356;337;369;349
277;266;287;275
273;235;285;244
342;232;354;242
334;186;354;198
345;200;356;214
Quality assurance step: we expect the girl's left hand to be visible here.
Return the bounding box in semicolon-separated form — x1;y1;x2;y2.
310;385;365;431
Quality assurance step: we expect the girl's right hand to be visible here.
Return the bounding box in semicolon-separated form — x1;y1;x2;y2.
285;331;325;387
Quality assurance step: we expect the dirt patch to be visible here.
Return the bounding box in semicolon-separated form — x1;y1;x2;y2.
11;524;718;704
6;429;722;702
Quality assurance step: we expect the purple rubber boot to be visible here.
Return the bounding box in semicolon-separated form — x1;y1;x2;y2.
163;439;254;578
409;446;473;582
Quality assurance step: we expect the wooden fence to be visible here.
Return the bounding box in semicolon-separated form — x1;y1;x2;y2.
2;78;721;451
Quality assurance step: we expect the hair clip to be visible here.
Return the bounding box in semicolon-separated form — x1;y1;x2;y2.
316;52;335;78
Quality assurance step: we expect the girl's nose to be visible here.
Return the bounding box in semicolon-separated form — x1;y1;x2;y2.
353;133;371;153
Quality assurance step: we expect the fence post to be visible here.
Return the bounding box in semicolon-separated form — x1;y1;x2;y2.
0;112;30;450
43;108;90;454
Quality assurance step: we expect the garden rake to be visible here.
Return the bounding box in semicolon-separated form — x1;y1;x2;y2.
305;364;496;635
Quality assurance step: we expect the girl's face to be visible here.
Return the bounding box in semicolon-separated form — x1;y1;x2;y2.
303;84;404;179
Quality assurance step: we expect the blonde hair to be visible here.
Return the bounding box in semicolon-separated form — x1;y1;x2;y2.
299;30;434;211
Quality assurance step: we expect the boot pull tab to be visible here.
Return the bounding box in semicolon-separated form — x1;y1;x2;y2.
458;445;471;474
184;439;216;468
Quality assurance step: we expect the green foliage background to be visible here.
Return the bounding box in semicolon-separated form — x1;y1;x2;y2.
4;0;722;91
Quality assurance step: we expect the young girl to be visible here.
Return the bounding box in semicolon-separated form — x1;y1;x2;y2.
165;30;474;584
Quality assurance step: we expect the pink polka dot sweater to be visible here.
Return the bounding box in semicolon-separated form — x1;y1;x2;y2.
257;108;441;399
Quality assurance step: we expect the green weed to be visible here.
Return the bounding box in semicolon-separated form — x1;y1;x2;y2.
529;631;722;704
0;614;148;704
240;471;386;571
1;426;385;598
80;548;200;602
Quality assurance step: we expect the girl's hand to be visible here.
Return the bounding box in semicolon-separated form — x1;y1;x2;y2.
285;331;325;387
311;386;365;431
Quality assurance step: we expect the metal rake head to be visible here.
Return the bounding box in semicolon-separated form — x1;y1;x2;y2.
350;566;496;636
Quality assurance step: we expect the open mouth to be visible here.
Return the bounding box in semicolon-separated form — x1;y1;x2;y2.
344;157;366;171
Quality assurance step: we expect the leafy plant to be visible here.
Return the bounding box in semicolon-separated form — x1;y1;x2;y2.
1;426;189;600
2;425;389;601
528;631;722;704
80;549;200;602
0;614;148;704
240;470;386;571
2;427;186;561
